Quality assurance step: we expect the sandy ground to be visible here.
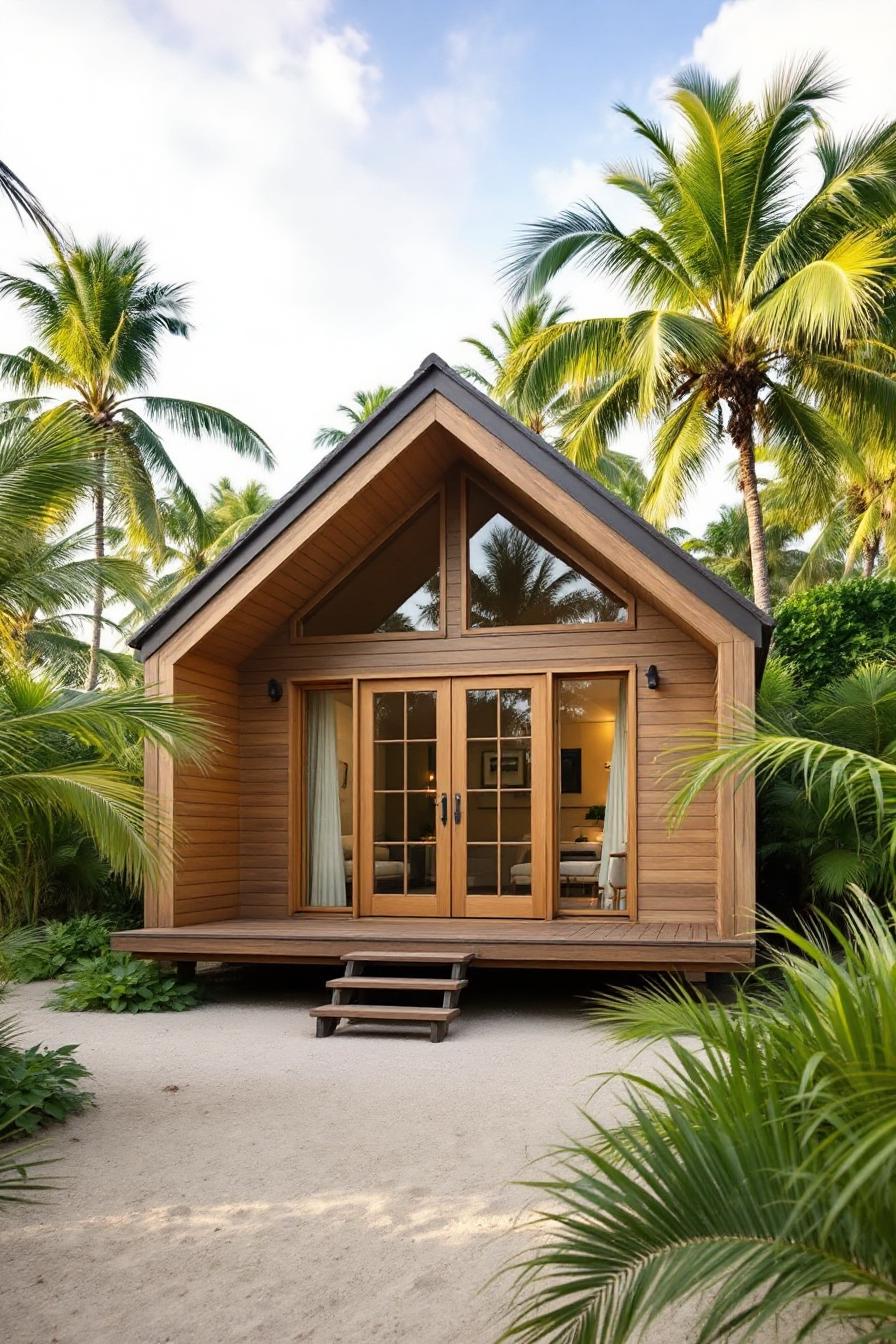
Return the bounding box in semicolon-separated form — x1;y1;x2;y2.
0;968;832;1344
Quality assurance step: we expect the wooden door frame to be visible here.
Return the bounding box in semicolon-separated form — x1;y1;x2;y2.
450;674;548;918
548;665;638;922
357;678;452;917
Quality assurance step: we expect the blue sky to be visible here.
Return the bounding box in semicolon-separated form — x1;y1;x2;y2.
0;0;891;533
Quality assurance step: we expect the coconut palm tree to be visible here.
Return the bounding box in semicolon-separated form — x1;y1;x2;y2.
469;523;620;626
0;665;214;927
0;238;273;688
683;502;819;600
500;58;896;613
0;409;142;682
314;386;395;450
458;293;572;435
126;475;275;616
501;895;896;1343
0;157;57;239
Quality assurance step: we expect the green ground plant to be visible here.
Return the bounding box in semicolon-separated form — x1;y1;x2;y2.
48;951;202;1013
500;898;896;1342
10;915;112;982
0;1036;92;1138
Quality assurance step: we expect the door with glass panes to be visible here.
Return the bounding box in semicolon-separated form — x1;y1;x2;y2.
358;676;546;917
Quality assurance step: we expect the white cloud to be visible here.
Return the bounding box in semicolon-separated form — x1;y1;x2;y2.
0;0;503;496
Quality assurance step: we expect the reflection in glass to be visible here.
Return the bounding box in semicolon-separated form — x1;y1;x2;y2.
466;687;497;737
500;689;531;736
302;497;441;635
467;480;627;627
406;691;436;738
373;692;404;740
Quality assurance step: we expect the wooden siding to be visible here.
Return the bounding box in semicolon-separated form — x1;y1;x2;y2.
172;655;240;926
236;472;719;924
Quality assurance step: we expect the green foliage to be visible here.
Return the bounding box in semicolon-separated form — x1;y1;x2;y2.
0;1038;92;1139
49;951;202;1013
501;57;896;611
671;659;896;905
314;386;395;450
773;578;896;693
500;897;896;1343
11;915;112;982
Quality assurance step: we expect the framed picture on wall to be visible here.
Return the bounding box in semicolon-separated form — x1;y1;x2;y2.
560;747;582;794
482;748;529;787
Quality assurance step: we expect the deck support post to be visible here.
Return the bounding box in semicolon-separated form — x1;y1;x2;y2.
175;960;197;981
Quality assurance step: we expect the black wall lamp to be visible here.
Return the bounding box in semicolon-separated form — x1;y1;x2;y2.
267;678;283;703
645;664;660;691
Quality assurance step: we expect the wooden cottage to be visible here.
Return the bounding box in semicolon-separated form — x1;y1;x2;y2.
114;355;772;987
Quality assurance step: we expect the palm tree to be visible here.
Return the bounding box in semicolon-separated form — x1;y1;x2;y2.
0;157;57;239
470;523;620;626
126;475;275;615
0;409;142;683
682;501;819;600
500;58;896;613
0;664;214;926
501;896;896;1342
0;238;274;688
314;386;395;450
458;293;572;435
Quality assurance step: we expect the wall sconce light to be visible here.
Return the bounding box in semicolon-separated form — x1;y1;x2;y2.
645;664;660;691
267;678;283;703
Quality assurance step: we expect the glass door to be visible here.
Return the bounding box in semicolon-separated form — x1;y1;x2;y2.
450;677;547;917
358;680;451;916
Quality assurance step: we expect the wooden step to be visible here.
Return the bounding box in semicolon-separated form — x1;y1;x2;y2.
340;950;474;964
326;976;468;992
311;1002;460;1042
311;1004;459;1021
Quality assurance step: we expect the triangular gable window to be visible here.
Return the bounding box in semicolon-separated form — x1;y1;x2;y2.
466;480;628;628
298;495;441;637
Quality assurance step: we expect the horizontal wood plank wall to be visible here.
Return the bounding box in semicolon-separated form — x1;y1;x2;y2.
237;594;718;924
172;655;240;926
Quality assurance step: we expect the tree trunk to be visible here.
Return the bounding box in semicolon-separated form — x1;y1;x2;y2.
85;446;105;691
862;534;881;579
733;421;772;614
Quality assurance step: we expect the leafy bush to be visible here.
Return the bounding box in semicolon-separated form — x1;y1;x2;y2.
0;1038;93;1139
501;898;896;1342
48;951;202;1013
773;577;896;694
12;915;112;982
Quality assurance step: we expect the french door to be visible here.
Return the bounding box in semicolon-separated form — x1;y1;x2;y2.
358;676;547;917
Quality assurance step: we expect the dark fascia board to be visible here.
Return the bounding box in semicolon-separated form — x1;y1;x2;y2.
131;353;774;668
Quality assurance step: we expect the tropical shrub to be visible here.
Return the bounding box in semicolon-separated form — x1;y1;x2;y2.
773;578;896;694
48;952;202;1013
500;898;896;1342
0;1038;92;1138
11;915;112;982
671;658;896;907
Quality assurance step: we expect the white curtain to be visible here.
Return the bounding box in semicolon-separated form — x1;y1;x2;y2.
599;681;628;894
306;692;348;907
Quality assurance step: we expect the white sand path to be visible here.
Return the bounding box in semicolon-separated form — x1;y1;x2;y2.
0;969;836;1344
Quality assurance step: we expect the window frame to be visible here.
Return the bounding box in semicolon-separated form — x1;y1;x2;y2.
461;473;636;636
290;487;447;643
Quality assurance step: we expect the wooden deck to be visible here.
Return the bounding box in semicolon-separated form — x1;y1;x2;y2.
112;916;755;972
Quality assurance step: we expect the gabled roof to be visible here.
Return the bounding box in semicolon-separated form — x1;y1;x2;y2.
131;353;774;664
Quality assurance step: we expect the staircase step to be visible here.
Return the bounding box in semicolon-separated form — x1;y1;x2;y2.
311;1004;459;1023
340;950;474;964
326;975;468;992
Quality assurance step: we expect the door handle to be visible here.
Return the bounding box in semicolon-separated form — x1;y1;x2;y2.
453;792;462;824
439;792;448;826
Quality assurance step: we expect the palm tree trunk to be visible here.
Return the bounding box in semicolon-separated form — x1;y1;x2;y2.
862;534;881;579
735;430;772;614
86;448;105;691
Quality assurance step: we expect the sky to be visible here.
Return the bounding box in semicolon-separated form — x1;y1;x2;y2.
0;0;893;535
